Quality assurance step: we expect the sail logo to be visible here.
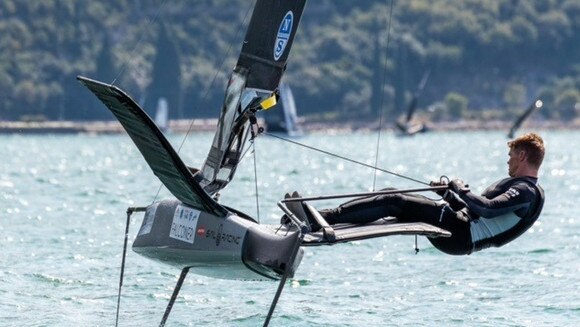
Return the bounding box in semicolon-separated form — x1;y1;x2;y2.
506;187;520;198
274;11;294;61
205;224;241;246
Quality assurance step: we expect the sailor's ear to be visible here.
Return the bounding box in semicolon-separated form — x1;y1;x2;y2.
518;150;527;162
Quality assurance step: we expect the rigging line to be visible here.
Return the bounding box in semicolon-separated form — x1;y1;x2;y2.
251;140;261;222
372;0;396;192
111;0;168;86
264;132;429;186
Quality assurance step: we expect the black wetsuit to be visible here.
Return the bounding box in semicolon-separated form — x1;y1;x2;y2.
321;176;544;255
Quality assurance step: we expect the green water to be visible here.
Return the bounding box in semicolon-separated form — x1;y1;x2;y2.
1;130;578;326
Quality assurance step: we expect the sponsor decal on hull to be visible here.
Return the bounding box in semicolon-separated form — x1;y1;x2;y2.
169;205;200;244
205;224;242;246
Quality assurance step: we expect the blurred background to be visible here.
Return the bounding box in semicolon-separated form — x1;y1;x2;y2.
0;0;579;128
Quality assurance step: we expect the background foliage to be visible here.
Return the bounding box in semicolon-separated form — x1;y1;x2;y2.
1;0;579;122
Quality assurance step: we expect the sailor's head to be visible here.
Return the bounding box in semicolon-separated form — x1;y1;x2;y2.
507;132;545;176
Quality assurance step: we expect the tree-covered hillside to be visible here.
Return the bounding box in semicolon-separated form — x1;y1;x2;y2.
1;0;579;122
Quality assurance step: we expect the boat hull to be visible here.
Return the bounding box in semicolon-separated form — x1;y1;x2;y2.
132;199;303;280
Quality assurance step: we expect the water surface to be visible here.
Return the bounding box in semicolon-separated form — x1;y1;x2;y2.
1;130;578;326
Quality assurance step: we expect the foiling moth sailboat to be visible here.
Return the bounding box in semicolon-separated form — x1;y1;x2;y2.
395;69;431;136
77;1;450;325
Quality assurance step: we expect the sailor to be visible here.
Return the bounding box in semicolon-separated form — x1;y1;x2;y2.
288;132;545;255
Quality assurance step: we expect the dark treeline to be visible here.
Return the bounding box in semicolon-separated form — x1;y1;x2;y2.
1;0;579;122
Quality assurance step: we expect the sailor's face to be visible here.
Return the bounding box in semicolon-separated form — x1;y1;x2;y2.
507;148;520;177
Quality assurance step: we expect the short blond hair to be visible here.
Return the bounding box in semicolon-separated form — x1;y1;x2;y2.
508;132;545;168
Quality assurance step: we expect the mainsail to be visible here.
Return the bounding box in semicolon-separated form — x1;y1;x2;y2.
198;0;307;195
77;0;307;211
396;69;431;135
405;69;431;124
508;99;543;138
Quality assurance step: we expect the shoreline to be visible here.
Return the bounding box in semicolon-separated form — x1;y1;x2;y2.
304;119;579;132
0;119;219;134
0;118;577;135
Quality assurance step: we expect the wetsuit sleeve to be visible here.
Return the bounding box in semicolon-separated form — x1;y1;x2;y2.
456;182;536;218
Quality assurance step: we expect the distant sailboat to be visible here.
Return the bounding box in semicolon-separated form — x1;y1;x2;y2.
508;99;543;138
154;97;169;132
265;82;303;136
396;69;431;136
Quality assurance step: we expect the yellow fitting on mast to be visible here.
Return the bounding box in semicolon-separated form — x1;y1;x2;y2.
260;94;278;110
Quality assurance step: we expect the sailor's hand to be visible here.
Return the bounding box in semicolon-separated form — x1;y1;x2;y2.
429;180;447;187
448;179;470;193
430;176;449;196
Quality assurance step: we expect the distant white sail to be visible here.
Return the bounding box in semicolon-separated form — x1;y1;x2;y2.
154;97;169;132
266;82;303;136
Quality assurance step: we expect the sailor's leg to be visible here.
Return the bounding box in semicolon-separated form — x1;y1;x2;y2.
395;201;472;255
320;193;405;225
